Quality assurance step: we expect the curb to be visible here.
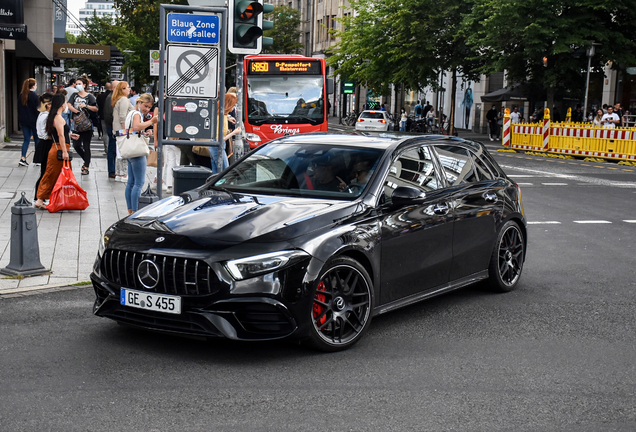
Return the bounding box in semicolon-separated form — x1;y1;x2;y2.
0;281;92;298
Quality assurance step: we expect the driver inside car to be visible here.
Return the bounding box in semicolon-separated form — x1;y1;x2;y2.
300;153;347;192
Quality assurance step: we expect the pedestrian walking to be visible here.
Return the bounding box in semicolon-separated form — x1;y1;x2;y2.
592;109;603;127
34;94;79;209
103;81;117;179
63;78;78;126
124;93;158;215
112;81;133;182
601;106;619;128
510;106;521;124
399;108;408;131
209;93;241;174
486;104;499;141
17;78;40;166
97;82;112;154
67;77;98;175
33;93;54;200
414;101;423;120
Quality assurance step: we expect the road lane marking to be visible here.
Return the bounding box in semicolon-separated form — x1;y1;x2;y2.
624;220;636;223
508;175;537;178
499;165;636;188
517;183;533;186
527;221;561;224
541;183;569;186
573;220;612;224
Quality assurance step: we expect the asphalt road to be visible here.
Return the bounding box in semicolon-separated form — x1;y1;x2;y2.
1;150;635;431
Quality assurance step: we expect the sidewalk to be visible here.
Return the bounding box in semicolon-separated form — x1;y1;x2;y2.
0;135;162;296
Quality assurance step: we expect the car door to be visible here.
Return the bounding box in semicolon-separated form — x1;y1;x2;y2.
432;144;505;281
378;145;454;304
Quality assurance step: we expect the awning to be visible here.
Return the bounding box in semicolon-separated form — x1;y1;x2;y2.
481;85;529;102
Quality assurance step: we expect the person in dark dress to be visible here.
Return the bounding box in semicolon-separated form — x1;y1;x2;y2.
17;78;40;166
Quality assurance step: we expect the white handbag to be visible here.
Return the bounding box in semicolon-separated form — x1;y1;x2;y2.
116;110;150;159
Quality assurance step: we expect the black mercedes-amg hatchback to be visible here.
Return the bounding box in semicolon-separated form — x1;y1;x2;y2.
91;133;526;351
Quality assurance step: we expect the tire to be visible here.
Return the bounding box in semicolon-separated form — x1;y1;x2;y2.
307;256;373;352
487;221;525;292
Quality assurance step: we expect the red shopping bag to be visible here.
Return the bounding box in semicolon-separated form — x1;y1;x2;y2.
46;161;89;212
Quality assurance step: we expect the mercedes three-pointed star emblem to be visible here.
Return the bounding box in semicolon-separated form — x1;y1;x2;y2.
137;259;160;289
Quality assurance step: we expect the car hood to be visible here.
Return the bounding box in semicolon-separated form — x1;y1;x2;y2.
126;191;357;245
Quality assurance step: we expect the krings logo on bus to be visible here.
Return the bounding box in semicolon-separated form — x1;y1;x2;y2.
270;125;300;135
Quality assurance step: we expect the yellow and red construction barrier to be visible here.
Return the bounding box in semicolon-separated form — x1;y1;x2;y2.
503;108;636;162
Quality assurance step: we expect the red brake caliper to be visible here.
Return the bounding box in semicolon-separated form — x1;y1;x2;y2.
313;281;327;326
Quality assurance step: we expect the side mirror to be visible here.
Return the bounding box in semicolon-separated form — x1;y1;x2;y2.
391;186;426;207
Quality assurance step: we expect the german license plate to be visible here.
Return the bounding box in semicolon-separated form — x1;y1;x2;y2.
120;288;181;314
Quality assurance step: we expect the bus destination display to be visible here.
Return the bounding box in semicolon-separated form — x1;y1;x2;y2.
248;60;322;75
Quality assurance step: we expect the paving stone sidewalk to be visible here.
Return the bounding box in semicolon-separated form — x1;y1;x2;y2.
0;135;163;295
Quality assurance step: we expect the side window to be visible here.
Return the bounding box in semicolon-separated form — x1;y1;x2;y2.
435;145;478;185
384;146;441;202
471;152;494;180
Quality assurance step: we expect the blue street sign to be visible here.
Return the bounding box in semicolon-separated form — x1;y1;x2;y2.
167;13;220;45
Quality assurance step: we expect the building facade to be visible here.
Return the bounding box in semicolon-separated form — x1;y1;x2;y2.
66;0;119;36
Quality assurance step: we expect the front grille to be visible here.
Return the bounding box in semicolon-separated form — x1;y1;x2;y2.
101;249;223;296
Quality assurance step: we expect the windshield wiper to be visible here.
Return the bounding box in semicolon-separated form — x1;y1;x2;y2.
203;184;244;203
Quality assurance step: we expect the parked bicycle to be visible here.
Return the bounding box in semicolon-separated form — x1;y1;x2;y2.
342;110;359;126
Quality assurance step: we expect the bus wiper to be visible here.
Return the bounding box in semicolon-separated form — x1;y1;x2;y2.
286;115;322;125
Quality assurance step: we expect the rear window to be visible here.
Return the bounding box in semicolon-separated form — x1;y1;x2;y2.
360;112;384;119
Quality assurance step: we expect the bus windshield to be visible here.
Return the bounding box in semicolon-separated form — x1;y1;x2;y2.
246;75;325;126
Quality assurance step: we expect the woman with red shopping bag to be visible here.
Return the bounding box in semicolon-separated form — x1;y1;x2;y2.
34;94;86;211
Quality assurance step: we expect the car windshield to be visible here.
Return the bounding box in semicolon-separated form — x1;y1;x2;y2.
246;75;325;126
212;143;384;200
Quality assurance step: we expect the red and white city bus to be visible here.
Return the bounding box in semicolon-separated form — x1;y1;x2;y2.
242;55;329;148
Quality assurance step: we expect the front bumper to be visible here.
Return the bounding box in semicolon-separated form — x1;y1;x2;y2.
91;249;312;341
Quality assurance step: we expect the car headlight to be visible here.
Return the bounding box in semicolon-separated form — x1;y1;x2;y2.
245;133;261;143
98;225;117;257
225;250;309;281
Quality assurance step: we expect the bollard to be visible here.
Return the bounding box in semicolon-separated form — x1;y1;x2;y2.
138;184;159;209
0;192;48;277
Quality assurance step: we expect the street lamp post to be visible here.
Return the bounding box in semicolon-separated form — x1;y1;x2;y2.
583;43;599;120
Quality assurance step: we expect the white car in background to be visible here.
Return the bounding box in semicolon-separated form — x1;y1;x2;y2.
355;110;392;132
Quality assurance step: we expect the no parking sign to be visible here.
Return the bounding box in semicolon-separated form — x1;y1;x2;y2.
166;44;218;98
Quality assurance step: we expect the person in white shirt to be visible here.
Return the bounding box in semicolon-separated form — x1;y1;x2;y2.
601;106;620;128
510;106;521;124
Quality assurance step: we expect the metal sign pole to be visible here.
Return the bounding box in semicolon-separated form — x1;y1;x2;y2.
234;55;246;158
158;4;227;199
158;4;166;199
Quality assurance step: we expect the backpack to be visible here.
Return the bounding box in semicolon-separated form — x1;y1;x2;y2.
415;105;422;115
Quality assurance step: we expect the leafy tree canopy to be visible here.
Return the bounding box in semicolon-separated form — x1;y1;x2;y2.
328;0;484;95
262;6;304;54
463;0;636;106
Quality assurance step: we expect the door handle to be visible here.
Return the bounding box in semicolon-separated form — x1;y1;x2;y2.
484;192;498;203
433;203;449;215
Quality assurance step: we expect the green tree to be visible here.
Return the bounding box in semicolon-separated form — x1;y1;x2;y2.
68;14;127;85
116;0;188;87
328;0;483;133
463;0;636;110
262;6;304;54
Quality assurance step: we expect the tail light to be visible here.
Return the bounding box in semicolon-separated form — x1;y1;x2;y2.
357;118;364;122
379;119;386;123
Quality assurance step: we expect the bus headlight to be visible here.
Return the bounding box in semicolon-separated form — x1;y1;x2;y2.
245;133;261;143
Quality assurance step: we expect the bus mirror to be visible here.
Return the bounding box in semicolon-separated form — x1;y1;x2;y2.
327;78;334;95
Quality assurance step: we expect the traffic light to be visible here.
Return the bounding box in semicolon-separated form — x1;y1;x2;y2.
228;0;274;54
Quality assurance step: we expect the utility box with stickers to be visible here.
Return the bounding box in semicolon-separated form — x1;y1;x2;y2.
165;97;217;139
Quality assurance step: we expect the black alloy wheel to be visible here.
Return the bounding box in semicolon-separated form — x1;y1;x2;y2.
308;256;373;352
488;221;525;292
